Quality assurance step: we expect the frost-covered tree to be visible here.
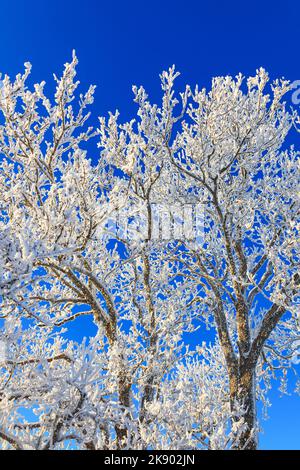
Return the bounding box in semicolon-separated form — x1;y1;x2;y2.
168;69;300;449
0;54;198;450
97;66;300;449
0;57;299;450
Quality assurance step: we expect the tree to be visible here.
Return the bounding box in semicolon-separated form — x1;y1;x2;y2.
165;68;300;448
0;57;299;450
0;54;198;450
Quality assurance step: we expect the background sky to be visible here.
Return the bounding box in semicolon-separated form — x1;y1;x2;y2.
0;0;299;449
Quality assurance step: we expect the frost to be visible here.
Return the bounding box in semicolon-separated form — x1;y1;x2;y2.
0;59;299;450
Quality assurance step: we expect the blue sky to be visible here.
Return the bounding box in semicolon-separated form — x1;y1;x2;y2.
0;0;299;449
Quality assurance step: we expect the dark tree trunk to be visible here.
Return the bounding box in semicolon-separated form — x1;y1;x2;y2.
230;366;257;450
115;372;132;449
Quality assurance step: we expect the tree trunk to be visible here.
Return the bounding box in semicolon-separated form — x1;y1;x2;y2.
106;325;132;449
115;369;132;449
230;366;257;450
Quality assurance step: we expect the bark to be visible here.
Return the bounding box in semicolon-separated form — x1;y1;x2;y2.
229;363;257;450
115;372;132;449
138;212;159;444
106;322;132;449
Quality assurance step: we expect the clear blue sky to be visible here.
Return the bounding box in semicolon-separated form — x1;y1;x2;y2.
0;0;299;449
